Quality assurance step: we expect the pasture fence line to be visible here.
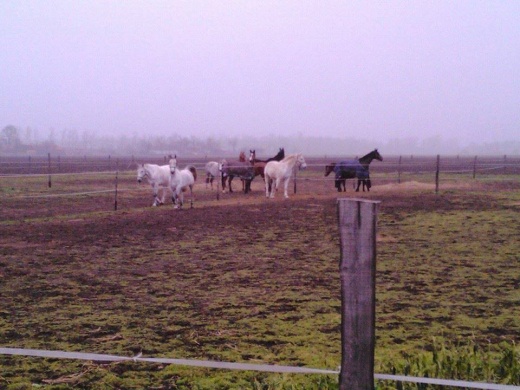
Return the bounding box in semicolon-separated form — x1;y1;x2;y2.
0;169;516;204
1;154;520;176
1;348;518;390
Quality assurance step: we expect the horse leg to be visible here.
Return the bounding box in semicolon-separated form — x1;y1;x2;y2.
190;185;194;208
221;174;227;193
228;177;234;193
283;178;290;198
151;183;159;206
159;188;166;204
355;179;361;192
271;178;280;198
176;190;184;209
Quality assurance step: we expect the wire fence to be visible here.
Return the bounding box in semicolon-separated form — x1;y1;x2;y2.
1;154;520;176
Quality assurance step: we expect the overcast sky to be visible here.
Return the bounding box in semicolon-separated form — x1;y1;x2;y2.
1;1;519;147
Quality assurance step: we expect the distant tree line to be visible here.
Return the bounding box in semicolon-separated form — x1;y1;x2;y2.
2;124;519;157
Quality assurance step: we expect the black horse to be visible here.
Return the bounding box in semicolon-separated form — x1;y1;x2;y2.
324;149;382;192
249;147;285;164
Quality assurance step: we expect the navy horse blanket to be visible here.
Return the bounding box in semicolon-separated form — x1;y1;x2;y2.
334;160;369;180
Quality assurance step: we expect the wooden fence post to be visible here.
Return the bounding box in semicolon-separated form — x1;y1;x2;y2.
114;170;119;211
398;155;402;184
473;156;477;179
114;159;119;211
47;153;52;188
435;154;440;194
337;198;380;390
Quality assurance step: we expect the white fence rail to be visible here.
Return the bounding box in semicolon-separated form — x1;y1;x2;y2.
1;348;518;389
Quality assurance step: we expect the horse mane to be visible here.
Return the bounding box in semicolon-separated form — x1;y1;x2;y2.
359;149;382;165
280;153;300;164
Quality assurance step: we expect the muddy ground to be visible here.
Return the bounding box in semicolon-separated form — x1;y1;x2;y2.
0;159;519;387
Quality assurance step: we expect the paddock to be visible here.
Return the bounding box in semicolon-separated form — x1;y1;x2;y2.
0;155;519;388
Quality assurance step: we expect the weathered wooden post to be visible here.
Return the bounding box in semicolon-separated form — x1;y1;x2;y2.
47;153;52;188
114;171;119;211
473;156;477;179
398;155;402;184
114;159;119;211
435;154;440;194
337;198;380;390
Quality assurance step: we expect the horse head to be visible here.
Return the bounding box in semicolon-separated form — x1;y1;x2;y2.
359;149;383;165
136;163;146;183
169;155;178;175
249;149;256;164
324;163;336;177
239;151;246;162
296;154;307;170
276;147;285;161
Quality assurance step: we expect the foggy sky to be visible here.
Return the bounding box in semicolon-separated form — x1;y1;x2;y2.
1;1;519;149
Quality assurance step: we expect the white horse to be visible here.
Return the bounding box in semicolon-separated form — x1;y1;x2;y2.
264;153;307;199
136;163;172;206
168;155;197;209
204;161;220;190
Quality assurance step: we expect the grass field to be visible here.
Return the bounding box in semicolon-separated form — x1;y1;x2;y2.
0;160;519;389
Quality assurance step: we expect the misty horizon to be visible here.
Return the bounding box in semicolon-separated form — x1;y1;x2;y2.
3;124;518;157
1;2;519;153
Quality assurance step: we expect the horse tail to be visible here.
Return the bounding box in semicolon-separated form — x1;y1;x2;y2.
188;166;197;181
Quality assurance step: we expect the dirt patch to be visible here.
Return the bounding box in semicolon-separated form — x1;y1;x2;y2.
1;163;519;387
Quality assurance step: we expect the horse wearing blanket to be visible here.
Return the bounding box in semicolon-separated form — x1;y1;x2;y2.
325;149;382;192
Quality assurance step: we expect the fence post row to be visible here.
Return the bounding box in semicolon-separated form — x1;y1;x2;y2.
337;198;380;390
